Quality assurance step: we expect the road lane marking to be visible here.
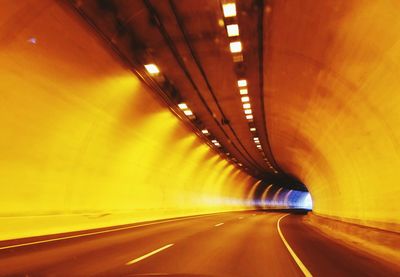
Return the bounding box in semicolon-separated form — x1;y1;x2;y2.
214;223;224;227
0;213;219;251
277;214;313;277
126;244;174;265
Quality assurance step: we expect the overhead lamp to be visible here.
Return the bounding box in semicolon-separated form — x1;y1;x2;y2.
239;89;248;95
246;114;253;120
144;64;160;75
244;109;252;115
178;103;188;110
253;137;259;141
238;163;243;167
183;109;193;116
233;54;243;63
222;3;236;17
241;96;250;103
211;139;218;144
201;129;209;135
226;24;239;37
243;103;251;109
229;41;242;53
238;79;247;87
250;127;256;131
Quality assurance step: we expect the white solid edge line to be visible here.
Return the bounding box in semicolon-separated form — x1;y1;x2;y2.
126;243;174;265
277;214;313;277
214;223;224;227
0;213;216;251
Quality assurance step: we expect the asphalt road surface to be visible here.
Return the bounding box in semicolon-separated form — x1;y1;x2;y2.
0;211;398;276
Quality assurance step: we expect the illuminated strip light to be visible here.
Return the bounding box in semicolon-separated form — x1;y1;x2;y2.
211;139;221;148
229;41;242;53
144;64;160;75
244;108;252;115
178;102;195;118
226;24;239;37
238;79;247;87
201;129;209;135
240;89;248;95
183;110;193;116
241;96;250;103
222;3;237;17
178;103;188;109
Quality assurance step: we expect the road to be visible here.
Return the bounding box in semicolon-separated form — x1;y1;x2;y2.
0;211;398;276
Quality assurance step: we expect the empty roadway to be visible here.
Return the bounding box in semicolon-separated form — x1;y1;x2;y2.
0;211;398;276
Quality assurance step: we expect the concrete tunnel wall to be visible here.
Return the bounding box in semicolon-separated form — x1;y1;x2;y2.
1;0;399;239
266;0;400;231
0;1;257;240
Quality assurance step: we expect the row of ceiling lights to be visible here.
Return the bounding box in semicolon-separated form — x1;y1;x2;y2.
141;3;277;175
222;1;278;174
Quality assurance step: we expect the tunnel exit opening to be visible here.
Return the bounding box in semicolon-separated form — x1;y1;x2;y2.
250;181;313;211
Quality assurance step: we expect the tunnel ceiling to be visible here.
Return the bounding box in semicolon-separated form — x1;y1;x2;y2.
69;0;311;191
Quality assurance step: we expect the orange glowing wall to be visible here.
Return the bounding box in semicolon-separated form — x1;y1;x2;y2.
266;0;400;230
0;1;255;240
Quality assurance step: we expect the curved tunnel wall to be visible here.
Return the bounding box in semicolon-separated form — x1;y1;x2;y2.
0;1;255;240
266;0;400;230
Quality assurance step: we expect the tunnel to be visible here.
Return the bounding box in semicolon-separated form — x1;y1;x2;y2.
0;0;399;276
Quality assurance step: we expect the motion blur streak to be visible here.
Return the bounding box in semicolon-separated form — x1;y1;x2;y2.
246;180;262;204
0;0;254;240
261;184;273;209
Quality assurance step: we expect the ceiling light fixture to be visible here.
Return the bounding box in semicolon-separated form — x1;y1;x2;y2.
246;114;253;120
222;3;237;17
183;110;193;116
244;109;252;115
250;127;256;131
238;79;247;87
226;24;239;37
229;41;242;53
243;103;251;109
241;96;250;103
178;103;188;110
144;64;160;74
239;89;248;95
201;129;209;135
